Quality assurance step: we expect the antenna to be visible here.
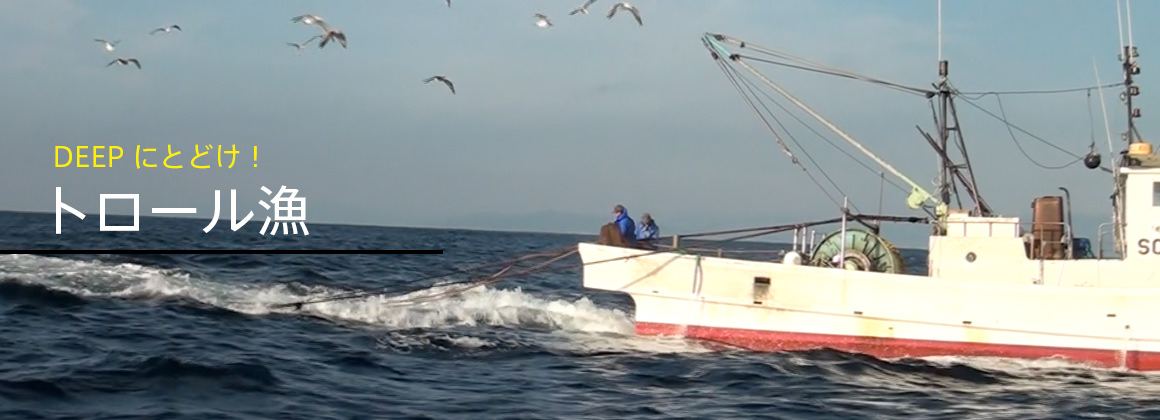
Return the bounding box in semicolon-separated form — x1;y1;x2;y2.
1121;0;1140;147
1094;58;1125;256
1116;0;1124;51
1127;0;1134;51
937;0;942;63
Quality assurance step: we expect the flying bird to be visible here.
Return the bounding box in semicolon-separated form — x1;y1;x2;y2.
423;76;455;94
606;2;642;26
444;0;451;7
106;58;141;69
287;35;322;52
149;25;181;35
533;13;552;28
291;14;329;30
319;29;347;49
570;0;598;15
94;39;120;52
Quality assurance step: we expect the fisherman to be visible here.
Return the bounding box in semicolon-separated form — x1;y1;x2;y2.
613;204;636;241
597;204;636;247
635;212;659;249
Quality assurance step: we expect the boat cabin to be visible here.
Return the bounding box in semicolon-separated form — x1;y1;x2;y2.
928;143;1160;284
1120;146;1160;260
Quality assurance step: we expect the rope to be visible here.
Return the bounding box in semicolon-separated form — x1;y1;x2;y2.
735;62;912;199
732;53;934;97
709;39;920;217
677;213;927;241
363;248;581;309
724;51;946;217
704;36;946;224
705;34;934;97
707;32;1117;178
713;33;1123;99
733;64;863;213
269;246;578;309
955;91;1089;171
691;254;704;296
271;245;683;310
993;94;1083;170
656;246;786;254
956;83;1122;98
268;212;928;311
707;42;852;211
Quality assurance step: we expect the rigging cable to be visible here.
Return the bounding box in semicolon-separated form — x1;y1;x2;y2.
726;60;865;213
732;53;935;98
725;36;958;216
714;33;1123;101
956;83;1122;98
992;94;1082;170
706;34;935;97
953;86;1088;170
706;42;852;213
717;44;944;218
731;60;913;200
706;33;1117;216
712;45;931;225
1087;88;1099;157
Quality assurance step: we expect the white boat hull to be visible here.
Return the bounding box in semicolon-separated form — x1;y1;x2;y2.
578;242;1160;370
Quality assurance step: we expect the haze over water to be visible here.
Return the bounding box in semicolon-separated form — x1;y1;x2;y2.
1;211;1157;419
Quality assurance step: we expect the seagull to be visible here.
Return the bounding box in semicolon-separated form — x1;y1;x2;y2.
570;0;598;15
423;75;455;94
287;35;322;52
444;0;451;7
291;14;329;30
606;2;642;26
106;58;141;69
534;13;552;28
149;25;181;35
319;29;347;49
94;39;120;52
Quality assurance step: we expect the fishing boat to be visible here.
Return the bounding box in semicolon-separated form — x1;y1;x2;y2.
577;3;1160;370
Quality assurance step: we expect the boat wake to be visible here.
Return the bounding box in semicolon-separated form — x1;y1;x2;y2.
0;254;710;356
4;253;1154;376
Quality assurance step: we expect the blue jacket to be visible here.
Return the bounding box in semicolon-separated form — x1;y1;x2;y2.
636;221;659;241
615;210;635;240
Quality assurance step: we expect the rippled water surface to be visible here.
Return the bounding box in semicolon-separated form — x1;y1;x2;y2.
3;210;1160;419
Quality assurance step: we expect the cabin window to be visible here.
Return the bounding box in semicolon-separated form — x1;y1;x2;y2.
1155;182;1160;207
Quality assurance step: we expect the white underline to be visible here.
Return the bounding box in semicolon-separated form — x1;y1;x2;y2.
151;207;197;214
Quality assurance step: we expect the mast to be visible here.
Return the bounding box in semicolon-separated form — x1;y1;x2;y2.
936;0;951;207
936;61;952;207
1120;0;1141;151
928;0;992;224
1111;0;1140;256
1121;51;1140;147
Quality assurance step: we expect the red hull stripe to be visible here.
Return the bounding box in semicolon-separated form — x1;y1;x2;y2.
636;322;1157;371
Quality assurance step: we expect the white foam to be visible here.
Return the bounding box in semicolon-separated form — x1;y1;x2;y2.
914;355;1106;373
0;254;712;354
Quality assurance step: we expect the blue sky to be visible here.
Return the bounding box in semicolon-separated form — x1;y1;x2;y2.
1;0;1155;249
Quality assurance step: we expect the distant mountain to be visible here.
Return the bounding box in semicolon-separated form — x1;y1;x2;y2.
423;210;934;249
426;210;609;235
423;210;1120;252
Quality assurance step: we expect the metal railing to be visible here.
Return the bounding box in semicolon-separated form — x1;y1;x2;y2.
1096;221;1127;259
936;217;1110;260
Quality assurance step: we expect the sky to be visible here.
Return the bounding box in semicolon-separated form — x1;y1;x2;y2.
1;0;1156;249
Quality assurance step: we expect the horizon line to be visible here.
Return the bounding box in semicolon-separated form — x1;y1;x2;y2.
0;208;938;252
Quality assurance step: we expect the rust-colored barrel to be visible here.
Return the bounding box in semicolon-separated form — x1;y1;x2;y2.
1031;196;1064;260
